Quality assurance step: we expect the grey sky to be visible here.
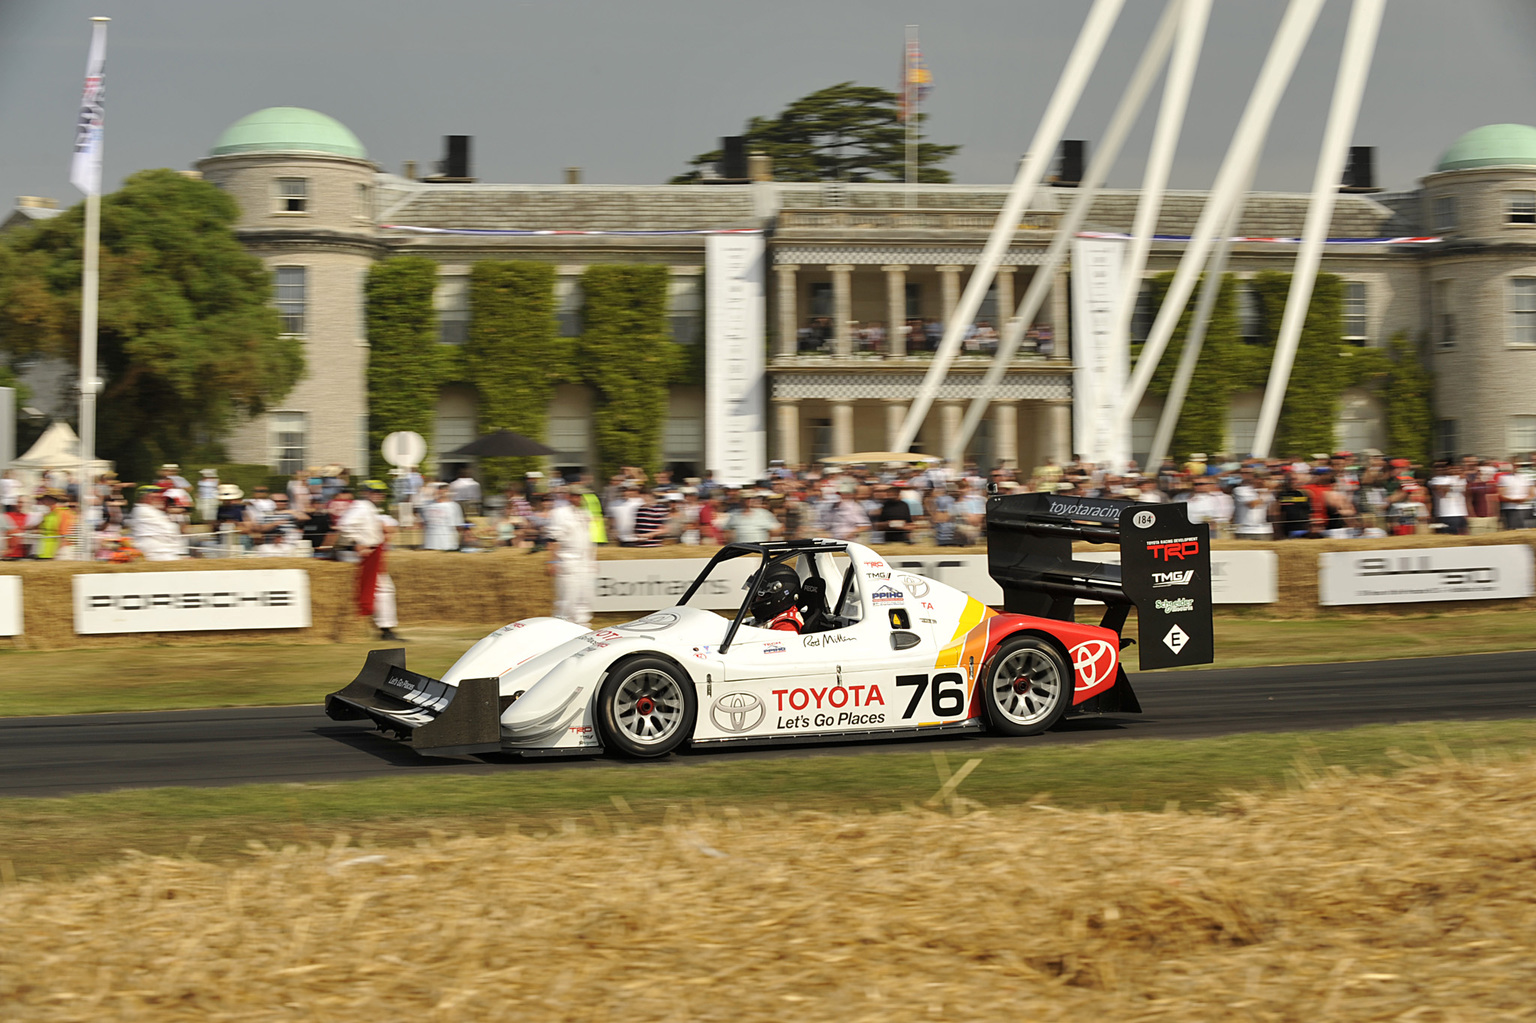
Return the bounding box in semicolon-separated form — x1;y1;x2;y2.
2;0;1535;213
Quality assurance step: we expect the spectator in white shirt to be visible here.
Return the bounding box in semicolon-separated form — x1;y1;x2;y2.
131;486;188;561
1231;469;1275;539
1430;466;1469;535
1496;464;1532;531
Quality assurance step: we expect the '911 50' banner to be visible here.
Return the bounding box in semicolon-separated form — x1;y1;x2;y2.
1318;546;1534;606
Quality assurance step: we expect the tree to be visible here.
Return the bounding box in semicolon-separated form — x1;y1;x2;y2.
0;169;303;482
365;256;443;479
671;82;960;183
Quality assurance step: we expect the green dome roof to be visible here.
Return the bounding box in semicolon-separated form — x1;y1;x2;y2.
210;107;368;160
1435;124;1536;172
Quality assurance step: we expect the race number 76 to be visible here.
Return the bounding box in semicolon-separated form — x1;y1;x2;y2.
896;672;966;719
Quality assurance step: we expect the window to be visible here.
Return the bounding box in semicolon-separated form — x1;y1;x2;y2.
1511;277;1536;345
1434;279;1455;349
1435;419;1458;461
276;177;308;214
1239;284;1264;344
436;274;469;344
1433;195;1457;232
275;266;306;336
1342;281;1367;343
809;282;833;318
1508;416;1536;455
555;277;583;338
1508;191;1536;225
1131;281;1154;344
270;412;306;475
355;183;371;220
904;282;921;319
668;276;701;344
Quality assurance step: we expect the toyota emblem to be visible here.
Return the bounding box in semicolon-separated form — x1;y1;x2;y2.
1068;639;1116;690
709;691;765;733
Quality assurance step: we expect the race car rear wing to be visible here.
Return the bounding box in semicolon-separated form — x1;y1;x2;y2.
985;492;1213;670
325;648;503;756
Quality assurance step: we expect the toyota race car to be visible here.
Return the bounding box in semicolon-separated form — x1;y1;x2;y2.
326;492;1215;757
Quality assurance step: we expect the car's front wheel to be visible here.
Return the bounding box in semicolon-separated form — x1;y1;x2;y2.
597;656;697;758
983;635;1072;737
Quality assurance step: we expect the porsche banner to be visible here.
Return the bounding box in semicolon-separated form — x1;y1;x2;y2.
72;570;312;635
705;232;766;485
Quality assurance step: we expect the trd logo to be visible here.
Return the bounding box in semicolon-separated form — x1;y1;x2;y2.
1152;570;1194;588
1148;541;1201;562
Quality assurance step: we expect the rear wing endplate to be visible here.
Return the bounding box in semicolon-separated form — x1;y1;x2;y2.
325;648;502;755
985;492;1213;670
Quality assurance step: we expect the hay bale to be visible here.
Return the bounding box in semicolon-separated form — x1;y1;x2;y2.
1;754;1532;1019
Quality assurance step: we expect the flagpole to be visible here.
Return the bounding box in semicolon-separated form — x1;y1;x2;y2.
905;24;917;209
74;16;108;562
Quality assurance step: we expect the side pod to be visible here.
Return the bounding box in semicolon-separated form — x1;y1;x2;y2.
325;647;502;756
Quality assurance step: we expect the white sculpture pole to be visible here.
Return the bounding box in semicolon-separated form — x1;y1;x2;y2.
949;0;1186;465
1250;0;1386;458
1118;0;1325;439
894;0;1124;456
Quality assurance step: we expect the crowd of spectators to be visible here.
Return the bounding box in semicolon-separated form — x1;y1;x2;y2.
3;447;1532;562
796;318;1054;357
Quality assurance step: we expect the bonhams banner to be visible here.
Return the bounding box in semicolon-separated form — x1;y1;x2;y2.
73;570;312;635
1318;546;1535;606
705;232;766;485
1070;235;1129;468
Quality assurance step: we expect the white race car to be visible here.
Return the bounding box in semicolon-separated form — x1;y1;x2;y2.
326;495;1214;757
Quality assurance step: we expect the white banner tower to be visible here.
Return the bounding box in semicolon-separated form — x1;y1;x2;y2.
70;16;108;561
704;232;767;485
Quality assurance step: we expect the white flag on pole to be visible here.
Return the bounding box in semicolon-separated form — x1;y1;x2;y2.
69;20;108;196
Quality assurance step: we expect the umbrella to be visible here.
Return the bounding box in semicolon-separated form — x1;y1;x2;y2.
819;451;941;465
443;430;556;459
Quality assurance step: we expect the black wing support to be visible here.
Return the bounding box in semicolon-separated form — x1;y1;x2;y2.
985;492;1214;670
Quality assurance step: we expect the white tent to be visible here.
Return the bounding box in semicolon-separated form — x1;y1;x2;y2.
8;420;113;498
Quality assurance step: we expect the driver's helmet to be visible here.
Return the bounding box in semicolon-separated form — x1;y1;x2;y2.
750;563;800;622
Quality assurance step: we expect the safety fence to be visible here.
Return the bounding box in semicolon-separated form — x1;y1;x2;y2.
2;532;1534;649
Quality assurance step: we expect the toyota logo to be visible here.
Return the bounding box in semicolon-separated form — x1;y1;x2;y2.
710;691;765;733
897;574;930;598
1069;639;1117;690
618;612;679;632
1132;510;1155;530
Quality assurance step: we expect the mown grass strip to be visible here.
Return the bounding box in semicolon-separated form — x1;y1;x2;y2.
2;718;1532;879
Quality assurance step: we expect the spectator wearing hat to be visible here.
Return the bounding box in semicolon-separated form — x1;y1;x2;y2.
338;481;400;640
131;486;187;561
214;484;246;546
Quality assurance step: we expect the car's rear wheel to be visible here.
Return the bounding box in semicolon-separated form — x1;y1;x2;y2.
597;656;696;758
983;635;1072;737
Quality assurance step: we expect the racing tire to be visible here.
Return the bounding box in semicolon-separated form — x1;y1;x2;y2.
982;635;1072;737
597;656;697;759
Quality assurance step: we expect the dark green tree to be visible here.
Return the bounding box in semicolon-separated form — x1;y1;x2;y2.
0;169;302;482
1383;332;1433;466
1136;273;1246;460
365;256;444;478
578;265;681;478
463;260;569;487
671;82;960;183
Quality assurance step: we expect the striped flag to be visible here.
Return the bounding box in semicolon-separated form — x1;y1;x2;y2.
899;33;933;123
69;20;108;196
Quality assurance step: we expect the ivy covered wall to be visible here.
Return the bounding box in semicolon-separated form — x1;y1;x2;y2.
365;256;444;479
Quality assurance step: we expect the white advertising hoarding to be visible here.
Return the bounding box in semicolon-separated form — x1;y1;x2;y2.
704;232;766;485
0;576;21;636
590;551;1278;613
1318;546;1535;606
1070;235;1129;469
73;570;312;635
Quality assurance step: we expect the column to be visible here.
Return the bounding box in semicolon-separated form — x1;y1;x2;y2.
883;264;908;357
994;266;1016;344
883;398;908;453
993;400;1019;470
774;397;800;467
774;264;798;358
830;399;855;456
829;264;854;357
938;265;964;330
940;399;964;464
1045;399;1072;466
1051;266;1070;360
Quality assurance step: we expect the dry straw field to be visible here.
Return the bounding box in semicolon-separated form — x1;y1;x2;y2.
3;753;1534;1021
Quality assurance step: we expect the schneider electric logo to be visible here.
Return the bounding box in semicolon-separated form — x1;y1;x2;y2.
1154;597;1194;614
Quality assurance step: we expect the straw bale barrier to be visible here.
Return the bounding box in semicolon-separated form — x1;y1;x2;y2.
2;753;1534;1020
4;530;1535;649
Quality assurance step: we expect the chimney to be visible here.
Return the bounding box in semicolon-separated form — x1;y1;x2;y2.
1340;146;1380;193
424;136;474;183
402;160;417;181
16;196;58;209
748;152;773;182
716;136;748;181
563;166;582;185
1051;140;1086;187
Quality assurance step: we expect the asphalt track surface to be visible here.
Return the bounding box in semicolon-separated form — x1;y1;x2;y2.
4;651;1535;798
